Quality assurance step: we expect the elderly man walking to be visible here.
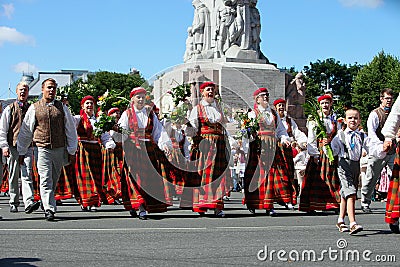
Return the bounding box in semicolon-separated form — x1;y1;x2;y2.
0;81;39;214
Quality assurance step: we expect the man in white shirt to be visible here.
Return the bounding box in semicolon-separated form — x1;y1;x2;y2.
361;88;396;213
17;78;78;221
0;82;38;214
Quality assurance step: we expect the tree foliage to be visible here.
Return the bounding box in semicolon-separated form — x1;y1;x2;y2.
351;51;400;129
303;58;362;107
58;71;147;115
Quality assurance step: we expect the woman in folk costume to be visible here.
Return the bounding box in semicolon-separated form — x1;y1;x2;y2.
164;119;190;198
243;88;291;216
299;94;341;214
101;107;123;203
118;87;172;220
183;81;230;218
273;98;308;206
381;94;400;233
73;95;116;211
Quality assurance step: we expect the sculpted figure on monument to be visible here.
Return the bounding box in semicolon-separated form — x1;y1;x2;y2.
249;0;261;53
188;65;207;106
216;0;241;56
184;27;194;62
286;72;306;121
191;0;211;55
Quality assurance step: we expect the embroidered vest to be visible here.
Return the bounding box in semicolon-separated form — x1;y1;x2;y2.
33;99;66;149
7;101;30;147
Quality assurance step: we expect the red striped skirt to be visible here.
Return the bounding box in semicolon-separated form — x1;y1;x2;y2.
299;148;340;211
385;146;400;224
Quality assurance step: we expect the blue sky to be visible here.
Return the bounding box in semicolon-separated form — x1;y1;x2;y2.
0;0;399;99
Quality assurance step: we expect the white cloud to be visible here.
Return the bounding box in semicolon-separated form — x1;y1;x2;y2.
1;3;15;19
13;62;39;74
0;26;35;46
339;0;384;8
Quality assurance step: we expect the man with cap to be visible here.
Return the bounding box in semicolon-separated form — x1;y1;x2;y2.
17;78;78;221
299;94;341;214
273;98;307;199
361;88;396;213
119;87;172;220
243;88;291;216
0;81;39;214
183;81;229;217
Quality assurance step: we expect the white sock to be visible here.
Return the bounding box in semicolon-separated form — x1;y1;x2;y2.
337;217;344;224
350;221;357;228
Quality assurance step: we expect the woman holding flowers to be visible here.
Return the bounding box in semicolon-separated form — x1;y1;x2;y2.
299;94;341;214
73;95;116;211
119;87;172;220
242;88;292;216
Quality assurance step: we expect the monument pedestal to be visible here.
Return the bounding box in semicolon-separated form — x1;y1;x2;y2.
153;60;289;114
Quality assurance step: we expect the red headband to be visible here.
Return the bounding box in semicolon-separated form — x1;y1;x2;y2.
80;95;95;106
107;107;120;116
130;87;147;98
253;87;268;97
273;98;286;106
317;94;333;103
199;81;215;91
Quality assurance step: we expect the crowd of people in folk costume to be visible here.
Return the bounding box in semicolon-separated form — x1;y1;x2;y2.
0;78;399;235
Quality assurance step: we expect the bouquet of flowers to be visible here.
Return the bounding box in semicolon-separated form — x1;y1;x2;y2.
93;90;127;137
234;110;260;141
169;102;190;125
94;113;120;137
303;98;335;164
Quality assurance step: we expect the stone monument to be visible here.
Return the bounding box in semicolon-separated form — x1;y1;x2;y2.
153;0;305;129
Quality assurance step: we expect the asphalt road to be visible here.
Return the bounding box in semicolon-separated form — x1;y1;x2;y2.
0;192;398;267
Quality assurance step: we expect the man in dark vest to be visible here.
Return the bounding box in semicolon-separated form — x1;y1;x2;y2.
361;88;396;213
17;78;78;221
0;81;39;214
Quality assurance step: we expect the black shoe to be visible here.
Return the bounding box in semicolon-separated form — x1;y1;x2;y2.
306;210;317;216
80;205;89;211
25;201;41;214
129;210;137;217
248;208;256;214
389;223;400;234
56;200;63;205
10;205;18;213
114;199;122;205
45;210;55;221
198;212;205;217
361;207;372;213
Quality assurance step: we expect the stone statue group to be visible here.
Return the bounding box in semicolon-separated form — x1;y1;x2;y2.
184;0;265;62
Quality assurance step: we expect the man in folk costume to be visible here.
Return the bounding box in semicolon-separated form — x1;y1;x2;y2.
299;94;341;214
119;87;172;220
361;88;396;213
380;94;400;233
73;96;116;211
243;88;291;216
273;98;308;203
17;78;78;221
183;81;230;217
0;82;39;214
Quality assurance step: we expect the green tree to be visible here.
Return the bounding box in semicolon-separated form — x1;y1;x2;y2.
303;58;362;106
352;51;400;129
59;71;147;114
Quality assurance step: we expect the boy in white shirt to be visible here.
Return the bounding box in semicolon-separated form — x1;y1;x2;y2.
326;107;386;234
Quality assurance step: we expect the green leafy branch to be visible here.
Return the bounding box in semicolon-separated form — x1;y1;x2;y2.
303;98;335;164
